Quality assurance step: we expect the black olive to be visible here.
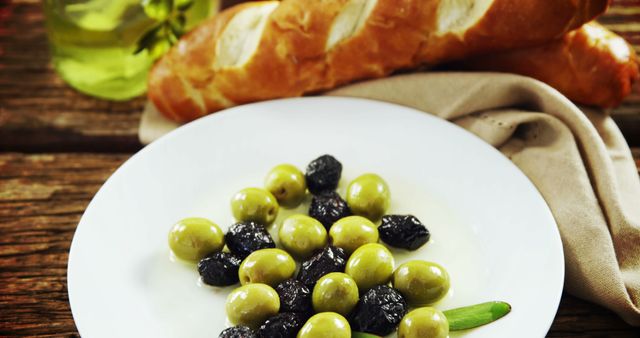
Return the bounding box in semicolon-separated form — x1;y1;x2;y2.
197;252;242;286
297;246;347;287
257;312;305;338
219;325;257;338
378;214;430;250
225;221;276;258
275;279;312;315
308;192;351;230
349;285;408;336
305;155;342;195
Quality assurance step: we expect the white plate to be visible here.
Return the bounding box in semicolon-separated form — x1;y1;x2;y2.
68;97;563;338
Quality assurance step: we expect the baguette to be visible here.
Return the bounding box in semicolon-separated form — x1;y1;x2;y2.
149;0;610;122
454;22;639;108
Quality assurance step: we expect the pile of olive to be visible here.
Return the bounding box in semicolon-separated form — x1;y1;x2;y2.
168;155;452;338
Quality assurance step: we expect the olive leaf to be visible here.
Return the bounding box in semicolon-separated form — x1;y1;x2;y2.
136;0;192;59
134;25;162;55
135;22;178;60
175;0;195;11
142;0;173;21
169;13;187;37
444;301;512;331
148;37;173;60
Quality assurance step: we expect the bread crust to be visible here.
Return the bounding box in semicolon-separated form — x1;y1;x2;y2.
456;22;639;108
148;3;254;122
421;0;611;63
216;0;347;103
325;0;436;86
148;0;612;122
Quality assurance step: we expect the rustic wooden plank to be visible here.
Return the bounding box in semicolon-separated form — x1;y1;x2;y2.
0;153;127;336
0;1;144;153
548;296;640;338
0;152;638;336
1;0;639;152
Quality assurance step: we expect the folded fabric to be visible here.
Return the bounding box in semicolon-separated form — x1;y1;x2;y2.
139;72;640;325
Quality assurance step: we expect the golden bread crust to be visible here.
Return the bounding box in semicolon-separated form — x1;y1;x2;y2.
148;0;612;122
325;0;437;87
215;0;347;103
421;0;611;63
148;4;255;122
456;22;639;108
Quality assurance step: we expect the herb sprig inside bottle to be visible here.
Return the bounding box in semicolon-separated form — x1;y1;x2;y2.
136;0;194;60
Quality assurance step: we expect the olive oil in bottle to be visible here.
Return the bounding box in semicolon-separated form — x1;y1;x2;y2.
43;0;216;100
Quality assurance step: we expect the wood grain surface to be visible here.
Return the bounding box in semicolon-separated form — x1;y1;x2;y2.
0;0;639;152
0;0;639;337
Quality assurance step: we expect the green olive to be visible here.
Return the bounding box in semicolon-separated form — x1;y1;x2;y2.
346;173;390;221
392;260;450;306
398;307;449;338
279;214;328;258
297;312;351;338
312;273;359;315
239;248;296;286
167;217;224;262
231;187;279;226
329;216;379;254
265;164;307;208
225;283;280;328
345;243;394;291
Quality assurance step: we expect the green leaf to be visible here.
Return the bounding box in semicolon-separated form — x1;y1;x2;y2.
167;29;179;45
444;301;511;331
169;14;186;37
352;332;381;338
134;24;174;60
175;0;195;11
142;0;174;21
148;38;172;60
137;0;191;59
134;24;163;54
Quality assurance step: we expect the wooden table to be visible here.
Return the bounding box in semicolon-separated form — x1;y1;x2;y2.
0;1;638;337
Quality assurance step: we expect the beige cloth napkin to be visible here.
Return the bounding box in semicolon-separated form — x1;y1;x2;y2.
139;72;640;325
